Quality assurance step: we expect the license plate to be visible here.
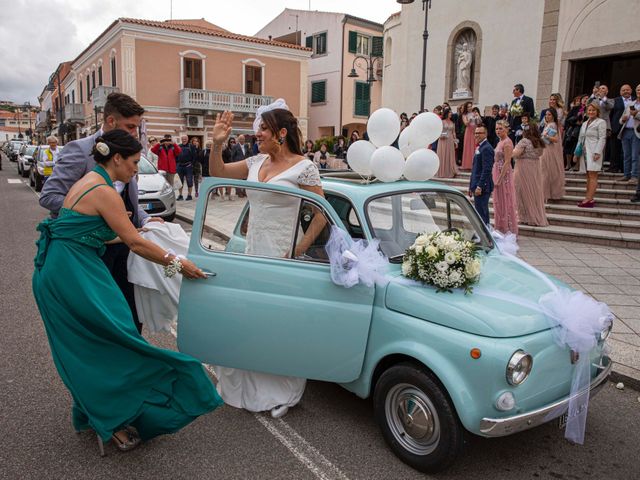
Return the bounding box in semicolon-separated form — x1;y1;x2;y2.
558;412;568;429
43;166;53;176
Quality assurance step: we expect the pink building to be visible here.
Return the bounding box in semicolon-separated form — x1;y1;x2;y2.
41;18;311;145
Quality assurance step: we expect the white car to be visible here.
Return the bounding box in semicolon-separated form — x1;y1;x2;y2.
17;144;37;177
137;155;176;221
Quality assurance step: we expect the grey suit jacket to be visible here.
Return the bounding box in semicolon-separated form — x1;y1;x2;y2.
39;130;149;227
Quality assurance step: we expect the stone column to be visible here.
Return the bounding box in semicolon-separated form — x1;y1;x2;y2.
535;0;560;112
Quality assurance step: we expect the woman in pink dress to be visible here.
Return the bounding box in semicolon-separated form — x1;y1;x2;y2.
513;127;549;226
436;108;458;178
540;108;566;201
460;102;479;170
492;120;518;234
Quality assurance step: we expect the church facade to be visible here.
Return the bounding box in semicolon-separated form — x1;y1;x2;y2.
383;0;640;114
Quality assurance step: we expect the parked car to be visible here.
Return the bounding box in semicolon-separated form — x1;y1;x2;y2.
8;139;26;161
29;145;63;192
137;154;176;221
17;144;37;177
177;174;612;473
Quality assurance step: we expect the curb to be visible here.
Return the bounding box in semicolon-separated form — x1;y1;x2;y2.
173;208;640;392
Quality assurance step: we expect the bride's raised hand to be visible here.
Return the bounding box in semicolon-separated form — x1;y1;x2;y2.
212;111;234;144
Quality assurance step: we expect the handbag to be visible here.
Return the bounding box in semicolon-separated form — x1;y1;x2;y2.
574;141;584;157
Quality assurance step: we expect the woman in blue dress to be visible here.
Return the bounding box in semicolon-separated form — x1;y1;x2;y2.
32;129;223;455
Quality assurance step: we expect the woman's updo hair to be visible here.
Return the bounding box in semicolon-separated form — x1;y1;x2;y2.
92;129;142;165
260;109;304;156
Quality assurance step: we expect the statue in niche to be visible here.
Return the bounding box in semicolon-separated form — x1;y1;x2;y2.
453;30;476;98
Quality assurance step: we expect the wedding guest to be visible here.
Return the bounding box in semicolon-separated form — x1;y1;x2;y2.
540;108;565;201
33;129;221;454
492;120;518;234
201;141;211;177
609;84;633;174
209;101;325;419
540;93;566;135
220;137;236;201
303;139;315;162
146;136;159;168
333;136;347;161
400;112;409;131
313;143;330;169
514;112;531;146
617;84;639;183
508;83;536;143
40;92;157;334
190;137;203;198
485;104;500;147
348;130;360;147
468;124;494;225
176;135;197;201
152;135;181;188
577;103;607;207
435;107;457;178
461;101;479;170
563;95;588;170
513;126;549;226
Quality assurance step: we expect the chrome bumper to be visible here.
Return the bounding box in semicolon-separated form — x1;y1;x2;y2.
479;355;612;437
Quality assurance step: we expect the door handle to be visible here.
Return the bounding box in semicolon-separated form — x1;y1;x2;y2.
202;270;217;277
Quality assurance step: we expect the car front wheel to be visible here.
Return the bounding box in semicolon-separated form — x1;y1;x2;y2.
29;169;35;187
373;363;465;473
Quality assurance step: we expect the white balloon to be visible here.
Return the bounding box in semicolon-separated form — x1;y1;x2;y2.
367;108;401;147
403;149;440;181
409;112;443;147
398;126;421;158
346;140;376;176
370;146;405;182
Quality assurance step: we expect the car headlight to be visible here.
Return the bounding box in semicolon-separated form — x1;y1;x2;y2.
506;350;533;386
160;181;173;195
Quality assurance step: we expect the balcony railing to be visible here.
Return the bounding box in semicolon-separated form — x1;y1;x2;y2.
35;111;51;130
179;89;274;114
92;86;119;109
64;104;85;124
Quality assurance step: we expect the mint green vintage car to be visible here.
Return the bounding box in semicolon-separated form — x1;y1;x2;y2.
178;174;612;473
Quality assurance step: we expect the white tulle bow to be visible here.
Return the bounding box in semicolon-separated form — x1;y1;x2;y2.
491;230;519;256
325;226;389;288
253;98;289;133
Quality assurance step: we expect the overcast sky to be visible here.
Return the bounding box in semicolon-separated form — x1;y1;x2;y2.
0;0;399;106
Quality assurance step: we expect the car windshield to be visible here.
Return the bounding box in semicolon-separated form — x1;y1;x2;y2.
137;156;157;175
25;146;37;156
366;190;494;261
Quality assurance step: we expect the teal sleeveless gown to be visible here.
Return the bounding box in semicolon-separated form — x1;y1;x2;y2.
32;166;223;442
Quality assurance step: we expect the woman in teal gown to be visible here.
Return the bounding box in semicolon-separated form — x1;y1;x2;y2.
32;129;223;453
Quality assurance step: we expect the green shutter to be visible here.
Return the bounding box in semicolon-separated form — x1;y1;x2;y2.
372;36;384;57
306;36;313;49
318;32;327;55
348;30;357;53
311;81;326;104
354;82;370;116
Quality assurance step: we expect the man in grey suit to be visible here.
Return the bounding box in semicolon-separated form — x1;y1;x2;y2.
40;92;160;333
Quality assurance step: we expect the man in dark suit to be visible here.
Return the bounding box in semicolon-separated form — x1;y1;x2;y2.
508;84;535;143
231;134;251;161
40;93;160;333
469;125;494;225
610;84;634;175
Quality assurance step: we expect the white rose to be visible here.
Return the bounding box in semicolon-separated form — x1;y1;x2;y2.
414;235;428;246
448;270;462;283
426;245;439;258
436;261;449;273
415;245;424;254
465;259;482;279
402;261;412;276
444;252;457;265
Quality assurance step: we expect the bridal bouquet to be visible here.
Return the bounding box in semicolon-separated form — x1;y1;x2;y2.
509;103;523;117
401;231;481;293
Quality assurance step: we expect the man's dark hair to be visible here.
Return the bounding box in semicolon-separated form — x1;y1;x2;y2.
514;84;525;94
103;92;145;119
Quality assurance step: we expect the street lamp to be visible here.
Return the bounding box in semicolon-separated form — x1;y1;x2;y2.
397;0;432;112
15;107;23;139
347;51;383;117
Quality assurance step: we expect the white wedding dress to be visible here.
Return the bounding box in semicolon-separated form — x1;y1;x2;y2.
215;154;322;412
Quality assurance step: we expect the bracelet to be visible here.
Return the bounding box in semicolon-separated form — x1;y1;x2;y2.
163;257;183;278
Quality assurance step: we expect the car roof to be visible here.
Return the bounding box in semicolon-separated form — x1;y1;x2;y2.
320;172;461;203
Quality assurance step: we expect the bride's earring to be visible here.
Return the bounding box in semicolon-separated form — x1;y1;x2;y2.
278;136;285;145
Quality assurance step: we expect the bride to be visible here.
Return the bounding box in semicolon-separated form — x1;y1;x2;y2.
208;100;325;418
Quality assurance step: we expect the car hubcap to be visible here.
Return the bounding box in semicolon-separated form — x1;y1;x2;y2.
385;383;440;455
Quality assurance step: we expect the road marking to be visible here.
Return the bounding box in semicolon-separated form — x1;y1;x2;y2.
7;179;22;183
168;325;349;480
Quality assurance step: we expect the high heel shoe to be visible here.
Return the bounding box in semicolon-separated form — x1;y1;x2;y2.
270;405;289;419
110;428;141;452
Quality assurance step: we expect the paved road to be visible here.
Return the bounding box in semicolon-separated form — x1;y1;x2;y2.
1;153;638;480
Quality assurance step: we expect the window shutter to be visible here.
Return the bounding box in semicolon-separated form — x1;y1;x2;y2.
354;82;370;116
372;36;384;57
306;36;313;49
311;81;326;104
348;31;357;53
317;32;327;55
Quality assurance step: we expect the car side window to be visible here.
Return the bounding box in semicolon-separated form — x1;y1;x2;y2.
199;186;334;263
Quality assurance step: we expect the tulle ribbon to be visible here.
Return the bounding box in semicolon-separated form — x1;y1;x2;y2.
480;231;613;444
34;219;53;269
325;226;389;288
491;229;519;256
253;98;289;134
